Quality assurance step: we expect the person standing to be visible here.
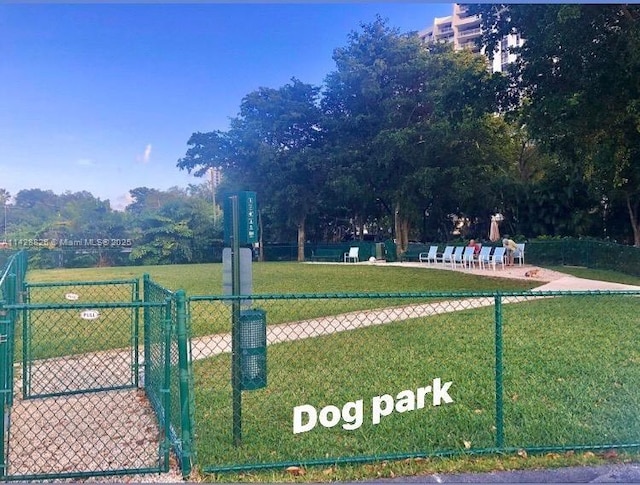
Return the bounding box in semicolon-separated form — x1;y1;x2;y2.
502;237;517;266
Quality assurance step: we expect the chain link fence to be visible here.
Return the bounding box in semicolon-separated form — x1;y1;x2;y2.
186;290;640;474
2;248;639;479
21;280;140;399
143;275;195;477
0;264;184;481
526;239;640;276
0;251;27;477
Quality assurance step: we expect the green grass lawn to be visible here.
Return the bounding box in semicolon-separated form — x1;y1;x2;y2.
26;261;539;294
26;262;539;344
20;262;640;481
192;294;640;474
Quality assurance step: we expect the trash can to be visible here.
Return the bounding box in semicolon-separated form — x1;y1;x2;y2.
239;309;267;390
384;240;397;262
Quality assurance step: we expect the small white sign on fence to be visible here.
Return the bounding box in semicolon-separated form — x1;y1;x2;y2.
79;309;100;320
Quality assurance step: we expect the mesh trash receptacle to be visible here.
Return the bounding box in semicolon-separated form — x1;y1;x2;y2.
239;309;267;390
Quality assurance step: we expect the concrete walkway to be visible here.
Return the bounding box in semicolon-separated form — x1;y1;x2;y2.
532;275;640;292
378;260;640;291
190;263;640;361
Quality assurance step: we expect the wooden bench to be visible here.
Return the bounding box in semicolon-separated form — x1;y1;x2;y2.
311;248;345;262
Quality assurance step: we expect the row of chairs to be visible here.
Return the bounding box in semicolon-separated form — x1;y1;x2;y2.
418;244;525;270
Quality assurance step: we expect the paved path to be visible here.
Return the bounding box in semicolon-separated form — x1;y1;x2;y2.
383;261;640;291
532;275;640;292
192;295;509;360
190;263;640;361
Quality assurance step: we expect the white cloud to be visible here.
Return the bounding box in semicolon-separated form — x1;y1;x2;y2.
137;144;152;164
76;158;95;167
112;192;134;212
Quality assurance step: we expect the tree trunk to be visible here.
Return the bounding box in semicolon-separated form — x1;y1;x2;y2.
297;215;306;262
394;202;410;259
400;218;410;253
626;193;640;247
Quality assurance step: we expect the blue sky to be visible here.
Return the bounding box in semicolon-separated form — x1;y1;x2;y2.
0;3;452;210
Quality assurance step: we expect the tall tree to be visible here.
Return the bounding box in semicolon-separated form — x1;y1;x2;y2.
473;4;640;245
178;78;325;261
322;18;499;255
0;189;9;206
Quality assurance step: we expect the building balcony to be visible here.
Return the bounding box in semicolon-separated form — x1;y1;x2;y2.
458;41;481;52
457;27;482;38
454;13;481;27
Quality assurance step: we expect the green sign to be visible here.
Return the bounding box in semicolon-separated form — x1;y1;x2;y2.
224;191;258;245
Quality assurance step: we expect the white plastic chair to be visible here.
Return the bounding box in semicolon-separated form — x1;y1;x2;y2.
441;246;455;265
419;246;438;264
462;247;476;269
452;246;465;268
514;243;525;266
490;246;506;270
344;247;359;263
478;246;493;269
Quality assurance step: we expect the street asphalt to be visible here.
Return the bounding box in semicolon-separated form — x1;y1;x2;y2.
344;462;640;483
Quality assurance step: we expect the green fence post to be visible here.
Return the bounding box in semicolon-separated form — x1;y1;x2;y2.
230;195;243;447
133;278;140;388
0;303;7;478
176;290;193;478
494;292;504;449
22;283;30;399
0;274;15;478
5;275;15;408
142;274;151;391
161;296;172;474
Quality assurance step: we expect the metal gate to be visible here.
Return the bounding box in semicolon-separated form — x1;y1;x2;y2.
0;278;174;481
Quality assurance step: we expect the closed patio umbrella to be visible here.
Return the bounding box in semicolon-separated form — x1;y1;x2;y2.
489;216;500;242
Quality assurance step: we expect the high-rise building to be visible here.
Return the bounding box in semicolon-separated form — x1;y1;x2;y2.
209;167;222;188
418;4;523;73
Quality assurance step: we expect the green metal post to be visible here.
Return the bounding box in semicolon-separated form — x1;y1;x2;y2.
494;293;504;449
176;290;193;477
0;274;15;477
230;195;242;447
5;275;15;408
21;284;30;399
142;274;151;391
0;310;6;478
162;296;173;473
133;278;140;388
0;294;6;479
